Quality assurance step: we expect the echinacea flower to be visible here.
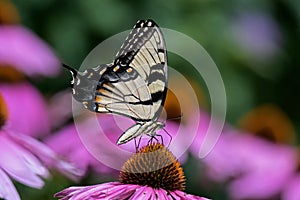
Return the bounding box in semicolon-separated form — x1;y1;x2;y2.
55;143;209;200
202;130;297;199
0;92;83;200
199;104;299;199
238;104;296;144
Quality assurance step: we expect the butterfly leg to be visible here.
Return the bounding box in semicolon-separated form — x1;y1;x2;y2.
156;134;164;145
134;138;138;152
162;128;172;147
147;134;162;145
134;134;144;152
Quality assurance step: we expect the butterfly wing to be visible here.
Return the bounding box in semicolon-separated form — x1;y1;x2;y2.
114;19;168;120
94;64;154;121
68;20;167;122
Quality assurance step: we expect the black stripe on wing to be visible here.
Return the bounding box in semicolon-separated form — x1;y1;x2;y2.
113;19;168;120
114;19;166;80
94;66;154;121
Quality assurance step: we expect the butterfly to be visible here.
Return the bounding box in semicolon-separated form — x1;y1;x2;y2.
63;19;168;145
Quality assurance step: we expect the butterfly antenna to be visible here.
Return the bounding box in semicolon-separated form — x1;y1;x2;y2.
167;113;184;121
62;63;78;77
162;113;184;125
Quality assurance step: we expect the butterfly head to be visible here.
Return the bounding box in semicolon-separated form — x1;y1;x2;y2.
63;64;99;109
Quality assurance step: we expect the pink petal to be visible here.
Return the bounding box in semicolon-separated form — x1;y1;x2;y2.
0;169;20;200
282;174;300;200
0;25;60;77
0;82;50;137
7;131;84;181
55;183;209;200
0;132;48;188
203;131;297;199
155;189;169;199
172;190;211;200
130;186;151;199
45;124;112;175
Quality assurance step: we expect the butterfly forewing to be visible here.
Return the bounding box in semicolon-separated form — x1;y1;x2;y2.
114;19;168;121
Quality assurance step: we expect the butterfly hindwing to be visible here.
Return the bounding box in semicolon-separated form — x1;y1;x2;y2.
70;62;154;121
94;64;154;121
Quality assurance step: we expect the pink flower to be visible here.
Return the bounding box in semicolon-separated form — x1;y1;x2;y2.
232;11;282;61
202;131;297;199
0;82;50;137
0;129;83;200
46;112;190;176
55;182;209;200
0;90;83;200
0;25;60;77
55;143;209;200
0;130;48;200
45;123;115;175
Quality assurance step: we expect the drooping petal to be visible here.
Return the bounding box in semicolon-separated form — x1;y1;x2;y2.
0;168;20;200
6;130;84;181
55;182;209;200
0;25;60;77
0;131;48;188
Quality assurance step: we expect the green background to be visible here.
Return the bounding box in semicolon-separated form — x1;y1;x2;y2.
11;0;300;199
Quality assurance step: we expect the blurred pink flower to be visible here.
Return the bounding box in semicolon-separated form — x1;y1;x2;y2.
55;182;209;200
47;91;74;129
232;12;282;61
282;174;300;200
202;130;298;199
46;112;190;176
0;82;50;137
189;111;213;156
45;123;115;175
0;25;60;77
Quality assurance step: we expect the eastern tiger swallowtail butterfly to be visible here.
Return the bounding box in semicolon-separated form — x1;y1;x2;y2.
63;19;168;145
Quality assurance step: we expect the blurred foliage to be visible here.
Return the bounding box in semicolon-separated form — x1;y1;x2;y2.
10;0;300;199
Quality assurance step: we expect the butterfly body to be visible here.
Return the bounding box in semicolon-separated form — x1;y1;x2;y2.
64;19;168;145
